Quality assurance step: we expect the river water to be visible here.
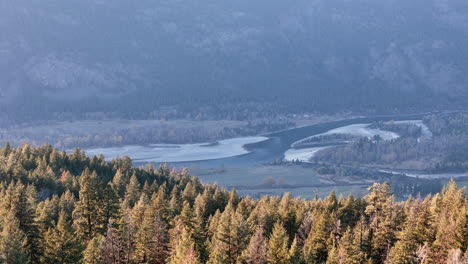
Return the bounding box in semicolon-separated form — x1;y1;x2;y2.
86;113;428;169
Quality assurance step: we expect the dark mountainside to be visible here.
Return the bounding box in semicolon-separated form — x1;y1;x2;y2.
1;0;468;123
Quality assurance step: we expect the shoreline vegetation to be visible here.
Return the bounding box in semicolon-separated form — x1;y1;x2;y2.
0;112;345;149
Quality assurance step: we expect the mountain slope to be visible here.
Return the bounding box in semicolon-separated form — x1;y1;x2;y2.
1;0;467;120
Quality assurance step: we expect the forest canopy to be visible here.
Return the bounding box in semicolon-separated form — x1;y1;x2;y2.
0;143;466;263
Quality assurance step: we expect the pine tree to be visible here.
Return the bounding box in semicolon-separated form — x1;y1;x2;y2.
287;236;302;264
42;211;83;264
338;194;359;229
169;228;200;264
74;169;102;241
192;200;209;263
207;206;234;264
278;193;296;240
99;184;120;233
303;211;330;263
0;212;30;264
330;228;365;264
268;222;290;264
182;182;197;206
111;169;127;198
58;189;76;217
123;173;140;209
168;186;182;220
1;142;11;157
431;179;467;263
83;236;103;264
230;210;251;261
388;198;432;264
0;182;40;262
134;210;168;264
176;201;197;233
364;182;398;262
227;188;240;209
151;185;169;223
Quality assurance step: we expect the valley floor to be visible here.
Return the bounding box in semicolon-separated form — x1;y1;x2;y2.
192;164;373;199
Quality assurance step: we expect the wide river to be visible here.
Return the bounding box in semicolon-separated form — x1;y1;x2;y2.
86;113;428;169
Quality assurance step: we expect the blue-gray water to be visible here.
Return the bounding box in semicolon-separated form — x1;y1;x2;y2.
133;113;428;168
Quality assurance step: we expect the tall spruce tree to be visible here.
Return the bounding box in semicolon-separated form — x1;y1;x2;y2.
169;228;200;264
83;236;103;264
134;209;168;264
42;211;83;264
207;206;234;264
0;212;30;264
268;222;290;264
74;169;102;241
303;211;330;263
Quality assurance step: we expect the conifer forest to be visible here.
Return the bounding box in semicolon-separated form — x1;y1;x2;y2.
0;144;466;264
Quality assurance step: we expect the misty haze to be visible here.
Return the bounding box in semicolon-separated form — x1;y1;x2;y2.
0;0;467;263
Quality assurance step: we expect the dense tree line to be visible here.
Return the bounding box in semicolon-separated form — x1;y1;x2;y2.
368;122;422;138
315;113;468;173
0;143;466;263
0;108;296;149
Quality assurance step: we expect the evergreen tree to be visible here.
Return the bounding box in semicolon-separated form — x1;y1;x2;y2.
168;186;182;220
230;210;251;262
42;211;83;264
99;184;120;233
268;222;290;264
134;210;168;264
0;144;466;264
207;206;234;264
111;169;127;198
74;169;102;241
1;142;11;157
169;228;200;264
151;186;169;223
0;212;30;264
176;201;197;233
303;211;330;263
287;236;302;264
431;179;467;263
182;182;197;206
123;173;140;209
388;198;432;264
278;193;296;240
83;236;103;264
364;182;397;262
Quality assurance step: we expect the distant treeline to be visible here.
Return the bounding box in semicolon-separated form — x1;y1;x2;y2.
315;113;468;173
0;143;466;264
0;118;294;149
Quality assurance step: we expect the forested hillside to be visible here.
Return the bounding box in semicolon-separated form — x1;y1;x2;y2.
0;144;466;263
315;113;468;172
1;0;468;123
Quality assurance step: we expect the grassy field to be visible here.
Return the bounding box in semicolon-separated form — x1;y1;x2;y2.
236;185;370;199
193;164;372;199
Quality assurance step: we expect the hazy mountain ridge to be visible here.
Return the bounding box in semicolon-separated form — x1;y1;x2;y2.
1;0;467;119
